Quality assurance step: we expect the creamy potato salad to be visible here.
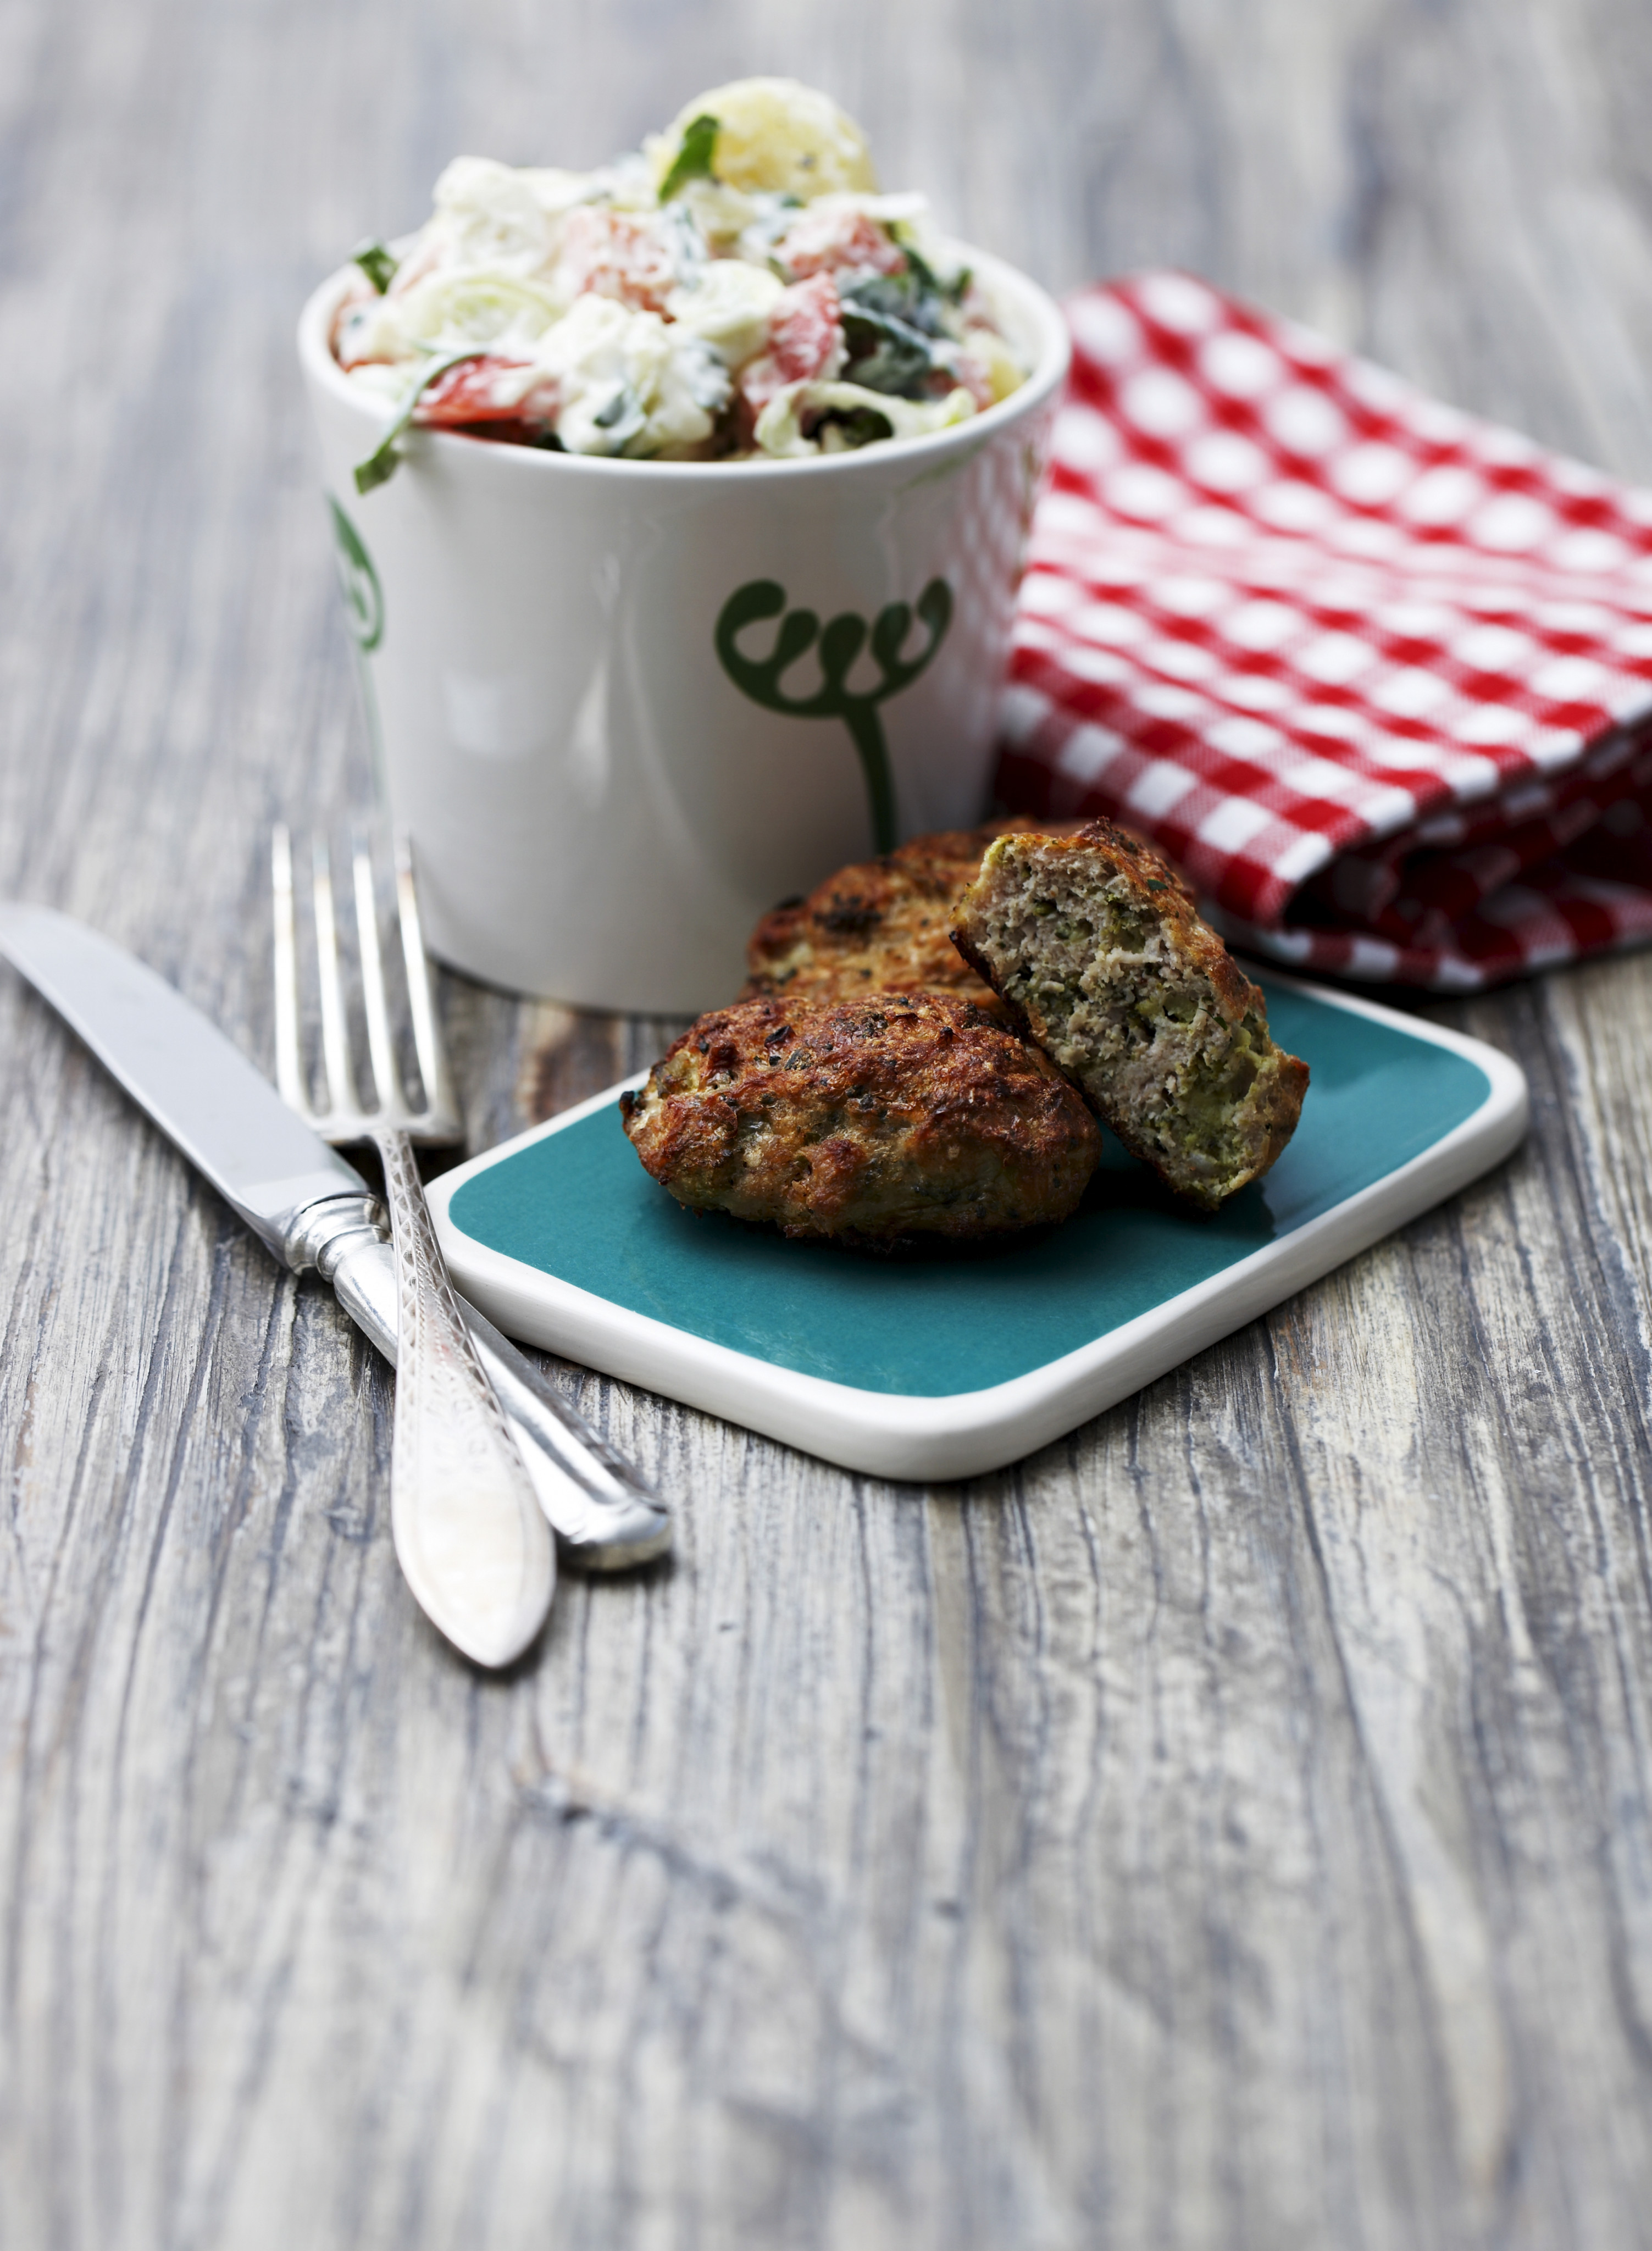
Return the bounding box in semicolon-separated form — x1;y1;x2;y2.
335;79;1028;485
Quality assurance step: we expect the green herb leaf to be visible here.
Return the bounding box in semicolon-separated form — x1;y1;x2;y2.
840;306;934;399
657;112;720;202
353;347;488;495
841;270;947;340
818;405;895;450
892;232;970;307
352;238;399;295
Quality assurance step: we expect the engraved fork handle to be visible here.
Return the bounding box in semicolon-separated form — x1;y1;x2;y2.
286;1197;673;1569
374;1126;554;1667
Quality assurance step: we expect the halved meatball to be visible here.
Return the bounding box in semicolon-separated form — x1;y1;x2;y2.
619;989;1101;1247
951;820;1308;1212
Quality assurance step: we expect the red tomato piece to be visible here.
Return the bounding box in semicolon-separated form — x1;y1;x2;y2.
769;273;845;380
738;272;847;417
777;208;907;282
952;353;995;410
555;207;678;314
413;357;556;427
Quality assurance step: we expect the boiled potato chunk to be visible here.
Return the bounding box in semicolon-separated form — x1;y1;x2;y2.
650;77;878;201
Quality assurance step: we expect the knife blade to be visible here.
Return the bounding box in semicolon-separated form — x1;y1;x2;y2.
0;902;670;1568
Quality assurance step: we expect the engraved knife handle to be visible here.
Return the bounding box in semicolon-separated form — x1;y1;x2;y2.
373;1128;554;1667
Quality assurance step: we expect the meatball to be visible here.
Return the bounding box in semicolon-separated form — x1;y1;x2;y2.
951;820;1309;1212
742;825;1008;1011
619;989;1102;1247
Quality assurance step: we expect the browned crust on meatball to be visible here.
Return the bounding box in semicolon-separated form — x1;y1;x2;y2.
618;990;1102;1247
741;820;1097;1016
950;819;1308;1212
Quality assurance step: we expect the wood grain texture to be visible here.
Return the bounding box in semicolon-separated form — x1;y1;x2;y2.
6;3;1652;2244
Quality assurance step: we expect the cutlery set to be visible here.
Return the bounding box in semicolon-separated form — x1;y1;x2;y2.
0;832;671;1668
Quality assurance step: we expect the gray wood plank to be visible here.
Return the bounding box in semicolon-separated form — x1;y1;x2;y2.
7;2;1652;2246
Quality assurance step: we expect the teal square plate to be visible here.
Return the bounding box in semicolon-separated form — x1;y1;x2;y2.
430;976;1527;1480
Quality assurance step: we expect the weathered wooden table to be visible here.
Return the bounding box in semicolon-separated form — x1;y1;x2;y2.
7;5;1652;2245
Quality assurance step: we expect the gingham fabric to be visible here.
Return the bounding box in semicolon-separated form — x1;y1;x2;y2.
996;270;1652;988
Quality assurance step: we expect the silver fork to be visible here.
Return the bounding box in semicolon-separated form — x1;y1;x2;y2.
273;825;553;1667
270;828;672;1577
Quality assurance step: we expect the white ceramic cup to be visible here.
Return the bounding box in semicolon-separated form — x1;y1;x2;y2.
297;252;1069;1012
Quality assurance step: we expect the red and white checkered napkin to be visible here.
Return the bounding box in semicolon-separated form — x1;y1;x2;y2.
996;270;1652;988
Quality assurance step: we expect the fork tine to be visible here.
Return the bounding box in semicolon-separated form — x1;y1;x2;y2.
271;824;307;1113
351;834;402;1117
393;834;461;1135
310;836;359;1122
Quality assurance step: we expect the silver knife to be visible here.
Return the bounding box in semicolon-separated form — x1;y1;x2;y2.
0;903;671;1570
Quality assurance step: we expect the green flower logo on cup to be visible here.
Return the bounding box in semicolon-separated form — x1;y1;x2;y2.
714;577;953;854
327;494;391;806
329;496;384;653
